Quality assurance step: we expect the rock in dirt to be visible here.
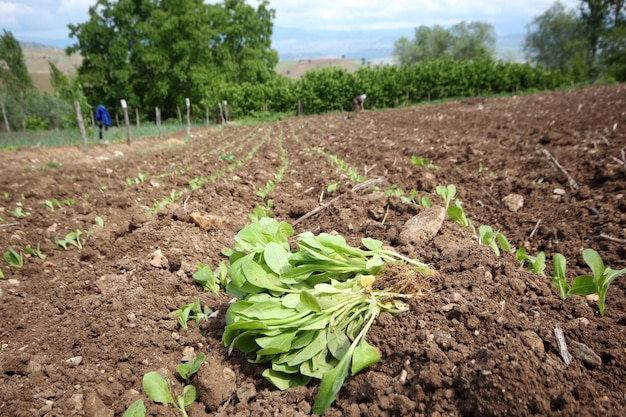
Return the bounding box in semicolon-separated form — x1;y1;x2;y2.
190;212;229;230
399;205;446;245
150;249;168;269
502;194;524;212
519;330;545;356
84;390;114;417
570;341;602;367
194;356;237;410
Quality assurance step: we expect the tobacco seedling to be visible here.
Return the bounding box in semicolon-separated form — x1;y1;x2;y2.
145;353;205;416
173;298;212;330
122;399;145;417
44;199;63;211
551;253;569;300
249;205;271;222
326;182;340;193
192;262;228;295
568;249;626;316
11;207;26;218
436;184;456;209
447;200;472;228
223;217;434;414
3;247;23;267
24;243;46;260
177;352;206;384
410;156;439;170
478;225;511;256
94;216;105;228
55;230;85;250
0;268;5;279
516;248;546;277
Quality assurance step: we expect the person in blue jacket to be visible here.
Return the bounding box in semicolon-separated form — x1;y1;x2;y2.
94;104;112;139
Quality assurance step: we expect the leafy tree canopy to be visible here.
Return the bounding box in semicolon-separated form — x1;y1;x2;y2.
393;21;495;66
524;1;589;77
66;0;278;118
0;29;35;94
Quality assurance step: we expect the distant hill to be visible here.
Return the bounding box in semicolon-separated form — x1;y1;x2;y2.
276;58;363;78
21;42;82;93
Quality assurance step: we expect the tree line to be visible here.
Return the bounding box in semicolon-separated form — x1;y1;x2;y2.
0;0;623;133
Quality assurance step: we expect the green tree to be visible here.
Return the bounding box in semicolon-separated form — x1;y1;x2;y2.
0;30;35;94
449;21;496;61
66;0;278;119
597;0;626;80
393;25;451;65
524;2;590;78
393;21;495;66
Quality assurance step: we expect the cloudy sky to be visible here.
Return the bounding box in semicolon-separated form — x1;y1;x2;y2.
1;0;580;57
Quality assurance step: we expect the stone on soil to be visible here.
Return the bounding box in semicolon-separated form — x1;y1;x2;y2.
399;205;446;245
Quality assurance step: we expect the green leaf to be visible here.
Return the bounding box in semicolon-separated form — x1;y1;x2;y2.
327;328;350;360
263;369;310;390
312;349;352;415
300;290;322;313
122;399;146;417
361;237;383;251
177;352;206;382
351;339;381;375
256;330;297;355
264;241;292;275
496;232;511;252
551;253;570;300
94;216;105;228
569;275;597;296
582;248;604;280
142;371;175;405
180;385;197;407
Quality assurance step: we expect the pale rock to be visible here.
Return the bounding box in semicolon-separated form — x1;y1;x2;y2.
84;390;114;417
181;346;196;362
399;205;446;245
502;194;524;212
553;188;566;195
150;249;168;269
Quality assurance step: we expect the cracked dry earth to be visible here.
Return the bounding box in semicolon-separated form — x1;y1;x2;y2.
0;84;625;417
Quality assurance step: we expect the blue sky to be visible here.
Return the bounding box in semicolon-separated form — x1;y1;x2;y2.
1;0;580;58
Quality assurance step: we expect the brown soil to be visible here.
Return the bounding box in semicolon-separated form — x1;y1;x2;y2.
1;85;625;417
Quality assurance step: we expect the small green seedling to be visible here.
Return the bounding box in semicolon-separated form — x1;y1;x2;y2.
0;268;5;279
551;253;569;300
3;192;9;200
248;205;271;222
44;199;63;211
122;399;146;417
568;249;626;316
3;247;24;267
173;298;212;330
447;201;471;228
11;207;26;218
410;156;439;169
192;264;221;295
478;225;511;256
436;184;456;209
142;372;196;417
516;248;546;277
137;173;149;182
24;244;46;260
177;352;206;384
55;230;85;250
94;216;105;228
326;182;340;193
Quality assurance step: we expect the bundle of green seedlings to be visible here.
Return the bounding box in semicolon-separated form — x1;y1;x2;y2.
222;217;434;415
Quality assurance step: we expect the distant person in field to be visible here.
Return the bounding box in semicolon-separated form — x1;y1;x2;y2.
95;104;112;139
354;94;366;113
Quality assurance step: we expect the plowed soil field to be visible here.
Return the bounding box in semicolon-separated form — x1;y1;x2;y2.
1;85;625;417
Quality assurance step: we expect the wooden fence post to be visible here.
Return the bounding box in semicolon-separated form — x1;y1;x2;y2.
0;99;11;132
186;98;191;135
135;108;140;127
205;106;209;126
176;106;182;125
121;99;131;146
156;107;162;140
74;100;88;154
